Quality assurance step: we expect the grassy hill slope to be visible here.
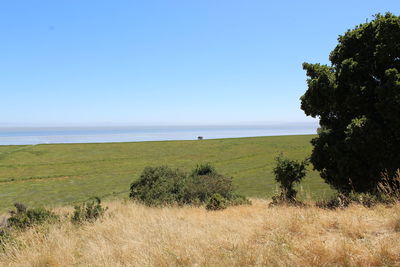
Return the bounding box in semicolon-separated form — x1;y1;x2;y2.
0;135;333;212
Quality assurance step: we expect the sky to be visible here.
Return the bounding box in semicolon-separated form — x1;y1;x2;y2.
1;1;399;127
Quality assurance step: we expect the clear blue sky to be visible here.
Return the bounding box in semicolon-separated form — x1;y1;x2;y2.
1;1;399;126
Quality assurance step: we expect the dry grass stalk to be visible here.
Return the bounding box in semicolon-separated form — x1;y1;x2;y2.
378;169;400;198
0;199;399;267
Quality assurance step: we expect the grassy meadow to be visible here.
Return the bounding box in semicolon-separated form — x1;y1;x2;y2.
0;135;333;212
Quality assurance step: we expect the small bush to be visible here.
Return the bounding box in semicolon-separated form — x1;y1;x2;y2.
184;163;234;203
129;166;187;206
13;203;26;214
206;194;227;211
7;203;58;229
191;163;216;176
316;170;400;210
130;164;250;208
72;197;107;224
349;192;380;208
315;193;352;209
271;156;308;204
316;191;396;209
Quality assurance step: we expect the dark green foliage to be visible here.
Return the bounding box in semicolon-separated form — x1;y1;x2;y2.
129;166;188;206
191;163;216;176
13;203;26;214
301;13;400;193
272;156;308;202
184;163;234;203
206;194;227;211
7;203;58;229
129;164;250;208
72;197;107;224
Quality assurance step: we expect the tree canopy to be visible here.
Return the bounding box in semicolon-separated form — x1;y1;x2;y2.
301;13;400;192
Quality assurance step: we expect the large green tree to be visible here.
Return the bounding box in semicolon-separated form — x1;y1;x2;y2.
301;13;400;193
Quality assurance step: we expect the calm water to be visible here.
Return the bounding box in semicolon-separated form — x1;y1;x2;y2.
0;123;318;145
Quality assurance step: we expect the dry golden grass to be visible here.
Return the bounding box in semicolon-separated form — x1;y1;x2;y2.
1;199;400;267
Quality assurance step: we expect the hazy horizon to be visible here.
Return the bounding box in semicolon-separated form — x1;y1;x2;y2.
0;119;318;129
0;122;318;145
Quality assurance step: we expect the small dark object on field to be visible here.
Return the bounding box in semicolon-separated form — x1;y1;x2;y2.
197;136;203;140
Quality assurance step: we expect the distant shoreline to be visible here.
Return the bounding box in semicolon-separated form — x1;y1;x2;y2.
0;134;317;146
0;124;318;146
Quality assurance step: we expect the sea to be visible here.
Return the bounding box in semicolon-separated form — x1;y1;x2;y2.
0;123;318;145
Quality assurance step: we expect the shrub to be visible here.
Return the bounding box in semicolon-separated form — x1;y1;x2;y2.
184;163;234;203
191;163;216;176
316;191;396;209
130;164;250;208
206;194;227;211
316;193;353;209
317;170;400;209
72;197;107;224
272;156;308;203
129;166;187;206
7;203;58;229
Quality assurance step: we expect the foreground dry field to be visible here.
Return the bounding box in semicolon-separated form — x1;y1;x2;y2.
1;199;400;267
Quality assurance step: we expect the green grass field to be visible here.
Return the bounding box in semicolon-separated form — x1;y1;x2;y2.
0;135;334;212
